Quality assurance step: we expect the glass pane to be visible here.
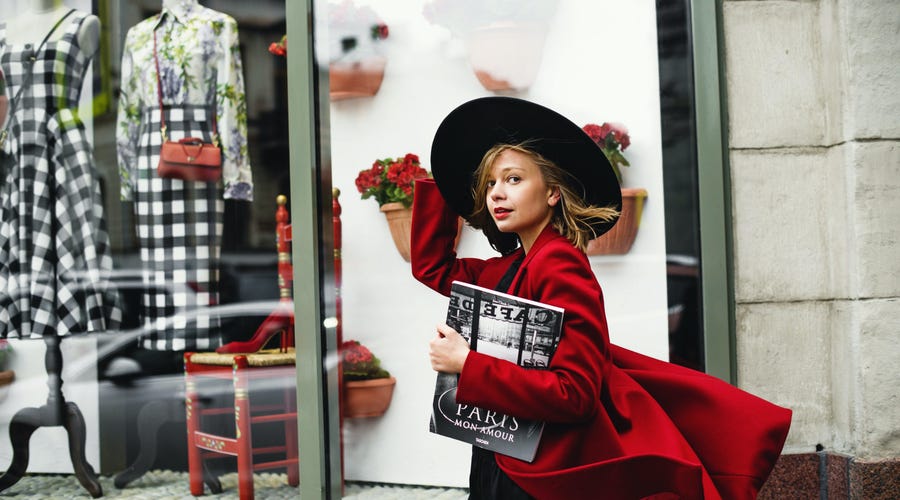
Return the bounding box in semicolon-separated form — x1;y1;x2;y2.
1;0;299;496
656;0;704;371
313;0;709;494
0;0;711;495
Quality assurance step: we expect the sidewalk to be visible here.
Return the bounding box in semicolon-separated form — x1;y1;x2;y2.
0;470;469;499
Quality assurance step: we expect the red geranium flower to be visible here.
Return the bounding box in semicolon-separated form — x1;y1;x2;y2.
582;122;631;184
355;153;431;208
371;23;389;40
268;35;287;57
341;340;390;381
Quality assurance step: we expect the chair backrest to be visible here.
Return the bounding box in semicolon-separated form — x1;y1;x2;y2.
276;194;292;302
332;188;342;344
275;190;343;345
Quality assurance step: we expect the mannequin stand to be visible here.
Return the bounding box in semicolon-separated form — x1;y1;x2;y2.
0;333;102;498
113;397;221;493
112;400;177;488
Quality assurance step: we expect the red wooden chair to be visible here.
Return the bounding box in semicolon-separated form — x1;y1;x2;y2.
183;194;303;499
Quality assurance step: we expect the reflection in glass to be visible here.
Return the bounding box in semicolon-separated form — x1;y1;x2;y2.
0;4;121;496
656;0;704;371
102;0;292;488
1;6;120;338
116;0;252;351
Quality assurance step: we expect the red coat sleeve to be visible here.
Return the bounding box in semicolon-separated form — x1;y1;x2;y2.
457;232;610;424
410;178;488;295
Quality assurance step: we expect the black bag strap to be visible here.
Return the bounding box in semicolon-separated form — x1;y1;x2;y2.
0;8;76;149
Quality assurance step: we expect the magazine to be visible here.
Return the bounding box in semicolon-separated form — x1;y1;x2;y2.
429;280;564;462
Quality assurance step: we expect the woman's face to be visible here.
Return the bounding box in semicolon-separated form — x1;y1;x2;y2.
485;149;559;252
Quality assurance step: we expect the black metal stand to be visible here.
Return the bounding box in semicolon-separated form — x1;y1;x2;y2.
0;334;102;497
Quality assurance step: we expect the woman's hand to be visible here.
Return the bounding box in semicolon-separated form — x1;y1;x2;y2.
429;323;470;374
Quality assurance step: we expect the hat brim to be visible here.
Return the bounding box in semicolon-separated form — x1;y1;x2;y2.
430;97;622;238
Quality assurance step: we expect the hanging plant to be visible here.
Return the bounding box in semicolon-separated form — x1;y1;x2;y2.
354;153;430;208
582;121;647;256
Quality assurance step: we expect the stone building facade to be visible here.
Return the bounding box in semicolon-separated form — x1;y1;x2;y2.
722;1;899;497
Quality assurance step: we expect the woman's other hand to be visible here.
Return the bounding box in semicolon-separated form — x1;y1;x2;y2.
429;323;470;374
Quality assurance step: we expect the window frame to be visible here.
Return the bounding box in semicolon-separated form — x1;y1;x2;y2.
288;1;735;497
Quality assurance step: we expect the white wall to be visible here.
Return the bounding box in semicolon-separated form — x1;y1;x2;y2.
328;0;668;487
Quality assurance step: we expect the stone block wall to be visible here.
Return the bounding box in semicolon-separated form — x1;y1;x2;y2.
722;0;899;495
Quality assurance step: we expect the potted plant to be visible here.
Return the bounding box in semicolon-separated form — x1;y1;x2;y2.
0;339;10;370
582;122;648;255
341;340;395;418
268;0;390;100
422;0;559;91
354;153;431;262
328;0;389;100
0;339;13;402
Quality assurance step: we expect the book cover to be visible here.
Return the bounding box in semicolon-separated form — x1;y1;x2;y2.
429;280;564;462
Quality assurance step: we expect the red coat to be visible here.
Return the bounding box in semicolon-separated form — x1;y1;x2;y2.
411;179;791;500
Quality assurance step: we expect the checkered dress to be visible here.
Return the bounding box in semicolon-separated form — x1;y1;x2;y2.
0;12;122;338
133;105;223;351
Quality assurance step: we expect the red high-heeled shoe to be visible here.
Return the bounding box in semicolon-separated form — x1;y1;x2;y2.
216;302;294;353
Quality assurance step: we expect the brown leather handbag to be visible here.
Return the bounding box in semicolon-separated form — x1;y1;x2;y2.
157;137;222;182
153;30;222;182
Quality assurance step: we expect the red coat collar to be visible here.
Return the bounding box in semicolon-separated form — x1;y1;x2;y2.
522;223;566;264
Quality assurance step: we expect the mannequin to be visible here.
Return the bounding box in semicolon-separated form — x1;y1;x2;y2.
0;0;120;336
2;1;96;132
0;2;118;496
3;0;99;58
116;0;252;351
111;0;253;488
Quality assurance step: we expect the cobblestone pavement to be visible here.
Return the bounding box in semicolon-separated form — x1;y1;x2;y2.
0;470;469;499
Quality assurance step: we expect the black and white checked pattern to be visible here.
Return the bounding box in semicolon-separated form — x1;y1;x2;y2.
0;12;121;338
133;105;223;351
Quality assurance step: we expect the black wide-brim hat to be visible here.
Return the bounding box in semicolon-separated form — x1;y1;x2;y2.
430;96;622;238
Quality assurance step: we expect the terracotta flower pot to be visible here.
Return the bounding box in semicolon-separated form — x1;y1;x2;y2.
343;376;396;418
329;56;387;101
586;188;648;255
380;202;413;262
464;22;549;92
0;370;13;403
0;370;13;386
380;202;463;262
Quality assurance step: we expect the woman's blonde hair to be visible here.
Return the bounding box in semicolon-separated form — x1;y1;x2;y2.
468;143;619;254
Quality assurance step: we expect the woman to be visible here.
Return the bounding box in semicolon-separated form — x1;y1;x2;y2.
411;96;791;499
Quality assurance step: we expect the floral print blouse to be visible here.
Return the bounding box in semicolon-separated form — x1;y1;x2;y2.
116;2;252;200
